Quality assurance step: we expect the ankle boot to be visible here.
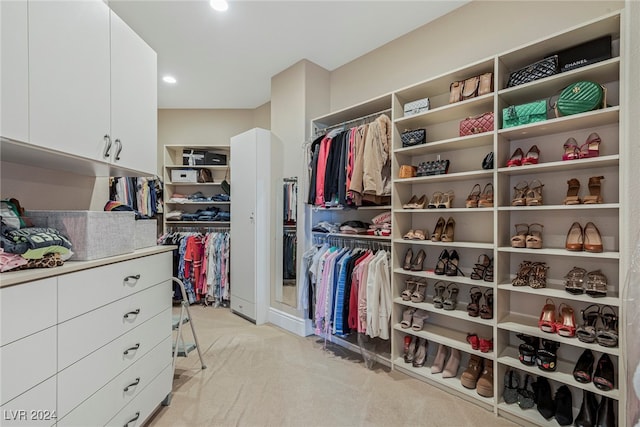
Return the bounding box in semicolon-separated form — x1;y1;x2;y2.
575;389;598;427
460;354;482;388
431;344;448;374
413;338;428;368
442;348;460;378
476;360;493;397
535;376;555;420
554;385;573;425
595;396;616;427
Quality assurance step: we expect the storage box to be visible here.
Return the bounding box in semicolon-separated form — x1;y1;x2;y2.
204;152;227;165
171;169;198;183
404;97;430;116
134;219;158;249
182;149;206;166
552;35;612;73
28;210;135;261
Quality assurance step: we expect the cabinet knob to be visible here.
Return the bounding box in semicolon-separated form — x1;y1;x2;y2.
103;134;112;158
123;377;141;392
123;309;141;320
124;274;141;285
114;139;123;161
123;411;140;427
123;343;141;356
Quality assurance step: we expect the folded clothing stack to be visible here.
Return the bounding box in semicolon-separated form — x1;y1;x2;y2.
312;222;340;233
340;220;370;234
368;212;392;236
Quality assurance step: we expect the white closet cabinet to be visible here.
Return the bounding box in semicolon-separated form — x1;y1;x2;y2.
0;0;28;143
230;128;281;325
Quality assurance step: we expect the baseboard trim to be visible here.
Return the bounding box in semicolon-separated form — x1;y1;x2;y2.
268;308;313;337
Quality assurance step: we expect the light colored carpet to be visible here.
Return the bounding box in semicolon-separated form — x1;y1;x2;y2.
147;307;518;427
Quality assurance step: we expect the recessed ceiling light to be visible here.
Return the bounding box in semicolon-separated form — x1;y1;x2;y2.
210;0;228;12
163;75;177;84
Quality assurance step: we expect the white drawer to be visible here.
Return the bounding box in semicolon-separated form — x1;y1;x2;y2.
58;251;172;322
0;376;56;427
0;278;56;346
106;363;173;427
58;337;172;427
0;327;56;406
57;308;171;418
230;294;255;322
58;281;171;370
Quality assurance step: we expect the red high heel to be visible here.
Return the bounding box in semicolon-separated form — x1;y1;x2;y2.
522;145;540;165
556;303;576;337
506;147;524;167
579;132;601;158
539;298;557;333
562;137;580;161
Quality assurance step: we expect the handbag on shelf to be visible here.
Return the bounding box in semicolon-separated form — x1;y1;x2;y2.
197;168;213;183
401;129;426;147
478;72;494;96
506;55;559;88
417;159;450;176
449;81;464;103
450;72;494;104
459;112;494;136
461;75;480;100
482;152;494;170
220;167;230;194
403;97;430;116
553;80;605;117
502;100;547;129
398;165;417;179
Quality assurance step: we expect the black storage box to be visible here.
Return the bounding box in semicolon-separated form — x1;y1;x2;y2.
182;149;206;165
205;152;227;165
553;35;612;73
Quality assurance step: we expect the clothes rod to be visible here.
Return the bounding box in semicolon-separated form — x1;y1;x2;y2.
314;108;392;136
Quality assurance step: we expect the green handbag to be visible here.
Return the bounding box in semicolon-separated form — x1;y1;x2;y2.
556;81;604;116
502;99;547;129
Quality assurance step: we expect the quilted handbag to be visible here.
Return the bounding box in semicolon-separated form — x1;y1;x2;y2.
502;100;547;128
417;160;450;176
401;129;426;147
459;112;494;136
506;55;559;88
555;81;604;116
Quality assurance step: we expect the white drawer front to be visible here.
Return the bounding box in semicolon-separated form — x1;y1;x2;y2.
1;278;56;346
57;308;171;418
106;363;173;427
58;251;172;322
0;376;56;427
58;337;172;427
230;294;255;321
58;281;171;370
0;327;56;406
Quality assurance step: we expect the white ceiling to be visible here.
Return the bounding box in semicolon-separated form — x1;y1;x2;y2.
109;0;469;109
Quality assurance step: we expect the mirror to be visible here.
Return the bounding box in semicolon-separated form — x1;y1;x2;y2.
279;177;298;307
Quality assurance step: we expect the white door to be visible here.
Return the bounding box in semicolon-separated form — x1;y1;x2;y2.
110;10;157;175
28;0;110;160
230;134;257;309
0;0;28;142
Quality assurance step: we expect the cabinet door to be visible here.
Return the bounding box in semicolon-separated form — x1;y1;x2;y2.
230;134;257;310
0;0;28;142
110;11;157;175
28;0;110;160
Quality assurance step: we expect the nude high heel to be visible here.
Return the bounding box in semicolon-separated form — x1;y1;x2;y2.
525;179;544;206
442;348;461;379
438;190;455;209
583;176;604;204
466;184;481;208
432;217;446;242
564;178;582;205
526;223;544;249
431;343;448;374
441;217;455;243
478;183;494;208
403;195;418;209
511;223;529;248
512;181;529;206
583;222;603;253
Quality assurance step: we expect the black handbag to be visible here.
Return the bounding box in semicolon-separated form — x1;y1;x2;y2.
416;159;449;176
482;152;494;170
401;129;426;147
506;55;559;88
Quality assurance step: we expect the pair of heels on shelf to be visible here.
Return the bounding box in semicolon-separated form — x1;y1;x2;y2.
573;349;616;392
515;333;560;373
512;260;548;289
466;333;493;353
404;336;428;367
507;145;540;167
400;307;429;331
511;223;543;249
512;179;544;206
431;344;462;379
564;267;608;297
428;190;455;209
564;176;605;205
470;254;493;282
465;183;493;208
461;355;493;397
403;229;427;240
402;248;426;271
432;217;455;242
563;132;602;161
576;304;618;348
401;278;428;303
434;249;464;277
432;281;459;310
566;221;603;253
539;298;577;338
403;194;426;209
467;287;493;319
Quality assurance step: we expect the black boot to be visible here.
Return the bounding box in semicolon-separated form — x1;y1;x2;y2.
595;396;616;427
574;389;598;427
554;385;573;425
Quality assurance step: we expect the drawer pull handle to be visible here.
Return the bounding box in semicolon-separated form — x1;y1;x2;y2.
123;377;141;392
123;309;141;319
124;274;141;284
123;343;141;355
123;411;140;427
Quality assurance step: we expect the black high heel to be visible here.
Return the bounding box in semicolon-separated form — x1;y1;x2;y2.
467;287;482;317
445;249;464;276
575;389;598;427
593;353;615;391
410;249;426;271
573;349;595;383
595;396;616;427
434;249;449;275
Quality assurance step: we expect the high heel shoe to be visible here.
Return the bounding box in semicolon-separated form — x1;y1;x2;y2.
525;179;544;206
522;144;540;165
431;217;446;242
431;344;448;374
573;349;595;383
539;298;557;333
506;147;524;167
575;390;598;427
529;262;548;289
410;249;427;271
401;278;417;301
512;260;533;286
434;250;449;276
465;184;481;208
403;195;418;209
593;353;615;391
441;217;455;243
445;250;464;276
579;132;601;159
414;194;427;209
428;192;443;209
512;181;529;206
595;396;616;427
564;178;582;205
565;222;584;251
576;304;600;344
596;305;618;348
511;223;529;248
432;281;446;308
442;348;461;379
404;335;417;363
410;279;428;303
412;338;428;367
402;248;414;270
438;190;455;208
556;303;576;337
479;289;493;319
526;223;543;249
584;222;603;253
467;286;482;317
442;283;459;310
583;176;604;204
478;183;494;208
562;137;580;161
470;254;491;281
